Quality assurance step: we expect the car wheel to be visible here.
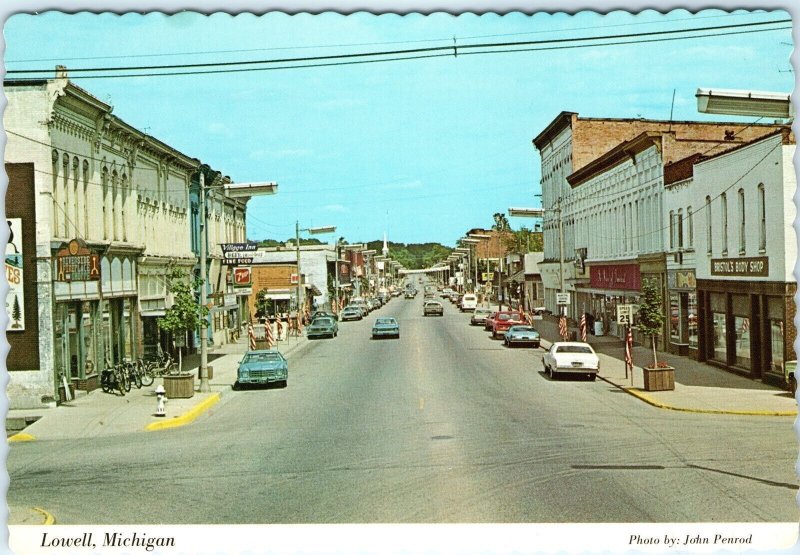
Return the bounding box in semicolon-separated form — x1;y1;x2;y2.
550;367;558;379
588;373;597;381
232;381;239;391
279;380;288;388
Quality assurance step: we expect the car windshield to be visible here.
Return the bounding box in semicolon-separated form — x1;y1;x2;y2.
511;326;536;332
557;345;593;354
243;352;283;363
475;309;490;315
376;318;396;325
313;318;333;325
497;314;513;321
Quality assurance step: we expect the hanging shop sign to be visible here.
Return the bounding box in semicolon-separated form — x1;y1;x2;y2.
668;270;696;290
55;238;100;282
710;256;769;277
221;242;258;254
6;218;24;331
232;266;252;287
590;264;640;290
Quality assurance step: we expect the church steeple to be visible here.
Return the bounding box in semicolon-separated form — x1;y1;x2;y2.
382;232;389;257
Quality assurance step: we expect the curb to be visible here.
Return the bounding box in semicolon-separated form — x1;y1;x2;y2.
8;432;36;443
145;392;221;431
32;507;56;525
598;375;797;417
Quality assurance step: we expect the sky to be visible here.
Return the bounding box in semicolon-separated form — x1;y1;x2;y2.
2;6;795;247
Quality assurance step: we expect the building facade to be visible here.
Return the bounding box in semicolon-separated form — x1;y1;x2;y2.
5;70;247;408
532;112;789;320
690;130;796;387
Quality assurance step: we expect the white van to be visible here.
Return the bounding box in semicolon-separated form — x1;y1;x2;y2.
460;294;478;312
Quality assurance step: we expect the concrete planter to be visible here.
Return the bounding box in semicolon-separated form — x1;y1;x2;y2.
643;366;675;391
163;374;195;398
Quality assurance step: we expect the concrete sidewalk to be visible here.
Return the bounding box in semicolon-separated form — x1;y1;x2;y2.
529;311;797;417
6;332;311;442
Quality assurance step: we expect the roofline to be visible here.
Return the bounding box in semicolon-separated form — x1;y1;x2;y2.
532;111;578;150
694;127;793;166
567;131;663;187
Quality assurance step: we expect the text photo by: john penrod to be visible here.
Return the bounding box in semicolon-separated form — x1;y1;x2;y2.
41;531;175;552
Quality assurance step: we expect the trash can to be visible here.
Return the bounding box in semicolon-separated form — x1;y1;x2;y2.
594;321;604;336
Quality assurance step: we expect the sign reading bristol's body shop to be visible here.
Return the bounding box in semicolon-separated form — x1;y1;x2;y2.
710;256;769;277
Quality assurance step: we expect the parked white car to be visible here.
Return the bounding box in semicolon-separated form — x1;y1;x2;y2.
543;342;600;380
460;293;478;312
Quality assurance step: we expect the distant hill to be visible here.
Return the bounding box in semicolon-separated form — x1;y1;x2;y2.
364;240;452;270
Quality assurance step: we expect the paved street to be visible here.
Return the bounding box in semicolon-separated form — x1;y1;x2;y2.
7;295;797;524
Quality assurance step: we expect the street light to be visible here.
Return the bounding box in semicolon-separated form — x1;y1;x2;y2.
295;222;335;318
199;177;277;393
508;205;550;315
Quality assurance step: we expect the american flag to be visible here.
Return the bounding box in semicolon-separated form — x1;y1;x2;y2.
248;323;257;351
275;314;283;340
559;315;568;341
580;313;587;343
264;320;274;349
741;318;750;333
525;311;534;326
625;327;633;369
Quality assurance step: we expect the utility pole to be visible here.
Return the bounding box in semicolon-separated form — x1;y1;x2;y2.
198;172;209;392
295;220;301;314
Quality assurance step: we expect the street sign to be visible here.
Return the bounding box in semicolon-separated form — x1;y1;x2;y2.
556;292;570;305
617;304;634;325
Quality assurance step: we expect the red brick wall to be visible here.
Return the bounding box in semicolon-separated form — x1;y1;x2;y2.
5;163;40;370
571;119;788;171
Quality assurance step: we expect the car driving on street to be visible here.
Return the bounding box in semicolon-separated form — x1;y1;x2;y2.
489;311;526;339
471;307;492;326
423;300;444;316
306;316;339;339
372;317;400;339
543;342;600;380
235;350;288;388
340;306;364;321
503;325;541;348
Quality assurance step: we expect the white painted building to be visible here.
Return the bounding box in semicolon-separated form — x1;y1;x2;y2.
4;69;248;408
688;129;796;386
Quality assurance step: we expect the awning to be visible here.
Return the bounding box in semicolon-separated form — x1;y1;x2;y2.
304;284;323;296
265;293;292;300
140;309;166;317
507;269;527;283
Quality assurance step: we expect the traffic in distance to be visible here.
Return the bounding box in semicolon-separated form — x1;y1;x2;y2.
237;275;601;386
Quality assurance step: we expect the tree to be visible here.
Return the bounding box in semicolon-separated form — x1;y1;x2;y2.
502;227;543;254
637;280;665;368
158;268;208;372
492;213;511;232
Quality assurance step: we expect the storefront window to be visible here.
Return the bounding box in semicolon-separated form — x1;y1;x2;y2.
734;316;751;368
770;319;785;374
712;312;726;363
669;294;680;342
687;293;698;348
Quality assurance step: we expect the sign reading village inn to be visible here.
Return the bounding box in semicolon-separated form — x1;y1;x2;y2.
710;256;769;277
55;238;100;282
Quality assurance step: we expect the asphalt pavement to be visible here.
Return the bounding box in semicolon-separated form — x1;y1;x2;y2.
6;294;797;525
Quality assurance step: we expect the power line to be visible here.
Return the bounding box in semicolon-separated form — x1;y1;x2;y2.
6;11;757;64
6;18;790;79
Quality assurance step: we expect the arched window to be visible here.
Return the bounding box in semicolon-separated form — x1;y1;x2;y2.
705;196;712;253
721;192;728;254
51;150;60;235
82;160;90;238
669;210;675;250
121;173;128;242
687;206;693;248
758;184;766;251
112;170;119;241
677;209;684;249
102;168;109;240
62;154;70;237
738;188;745;254
72;157;80;237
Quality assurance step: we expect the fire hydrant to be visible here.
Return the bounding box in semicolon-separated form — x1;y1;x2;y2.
155;385;167;417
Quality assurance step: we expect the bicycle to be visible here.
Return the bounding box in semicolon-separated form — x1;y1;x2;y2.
122;359;143;389
137;358;155;387
101;360;127;396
